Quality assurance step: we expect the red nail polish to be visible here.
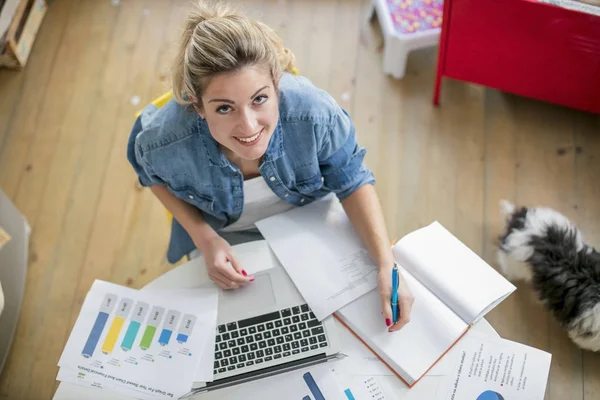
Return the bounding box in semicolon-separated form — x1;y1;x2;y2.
385;318;391;327
250;278;255;282
241;270;247;276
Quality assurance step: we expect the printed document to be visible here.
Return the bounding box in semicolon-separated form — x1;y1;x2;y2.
57;280;218;399
436;334;552;400
256;195;378;321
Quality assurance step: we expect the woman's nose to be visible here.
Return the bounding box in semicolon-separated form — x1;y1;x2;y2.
238;109;258;133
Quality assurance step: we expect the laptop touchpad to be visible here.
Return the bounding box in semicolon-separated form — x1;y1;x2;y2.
219;274;276;319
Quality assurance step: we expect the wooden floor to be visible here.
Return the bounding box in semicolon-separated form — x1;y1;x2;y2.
0;0;598;398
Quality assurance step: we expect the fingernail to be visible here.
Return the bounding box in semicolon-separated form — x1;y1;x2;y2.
250;278;255;282
241;270;247;276
385;318;391;327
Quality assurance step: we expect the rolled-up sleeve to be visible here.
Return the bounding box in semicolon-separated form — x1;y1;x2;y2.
126;115;165;187
317;107;376;201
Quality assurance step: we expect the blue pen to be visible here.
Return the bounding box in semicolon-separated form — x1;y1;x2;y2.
391;263;399;324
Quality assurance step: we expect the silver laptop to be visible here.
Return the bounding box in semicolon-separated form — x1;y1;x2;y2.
180;256;343;398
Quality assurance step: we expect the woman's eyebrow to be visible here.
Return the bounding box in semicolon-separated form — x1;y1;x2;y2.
207;85;269;104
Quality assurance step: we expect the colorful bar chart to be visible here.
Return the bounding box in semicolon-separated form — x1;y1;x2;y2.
159;309;181;346
82;293;117;358
303;372;326;400
121;301;149;351
176;314;197;344
140;306;165;350
102;297;133;354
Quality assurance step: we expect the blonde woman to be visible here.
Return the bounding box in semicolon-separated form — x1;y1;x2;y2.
127;1;413;332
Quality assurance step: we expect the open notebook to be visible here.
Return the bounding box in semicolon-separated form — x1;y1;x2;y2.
334;221;516;388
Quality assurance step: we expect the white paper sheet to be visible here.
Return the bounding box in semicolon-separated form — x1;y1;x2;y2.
435;334;552;400
57;280;218;399
256;195;379;321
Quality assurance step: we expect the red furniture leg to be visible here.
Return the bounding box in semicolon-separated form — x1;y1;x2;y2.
433;0;454;106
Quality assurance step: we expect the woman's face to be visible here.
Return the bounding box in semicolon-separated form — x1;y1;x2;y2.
199;66;279;162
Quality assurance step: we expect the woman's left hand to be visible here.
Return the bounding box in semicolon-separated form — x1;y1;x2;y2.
378;264;414;332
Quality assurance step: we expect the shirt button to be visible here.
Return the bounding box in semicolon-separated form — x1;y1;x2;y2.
284;194;289;198
269;176;275;182
300;198;305;203
188;195;194;200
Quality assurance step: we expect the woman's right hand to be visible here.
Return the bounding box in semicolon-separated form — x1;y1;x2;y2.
195;233;254;290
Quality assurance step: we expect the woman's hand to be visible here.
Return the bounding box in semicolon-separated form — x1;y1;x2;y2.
378;264;414;332
195;233;254;290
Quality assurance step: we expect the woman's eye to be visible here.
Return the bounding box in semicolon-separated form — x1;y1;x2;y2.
216;105;231;114
253;95;268;105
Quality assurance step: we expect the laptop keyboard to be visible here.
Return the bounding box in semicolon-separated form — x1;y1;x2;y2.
213;304;329;377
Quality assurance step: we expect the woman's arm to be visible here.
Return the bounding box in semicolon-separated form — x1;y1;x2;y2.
150;185;218;248
341;184;414;332
149;186;252;288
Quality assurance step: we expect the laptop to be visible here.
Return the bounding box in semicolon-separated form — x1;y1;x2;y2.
180;249;344;398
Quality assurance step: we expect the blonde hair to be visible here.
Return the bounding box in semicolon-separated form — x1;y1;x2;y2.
172;1;296;107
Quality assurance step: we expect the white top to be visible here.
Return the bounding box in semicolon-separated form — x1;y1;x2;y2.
220;176;296;232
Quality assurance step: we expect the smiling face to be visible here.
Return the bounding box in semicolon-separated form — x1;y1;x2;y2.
198;65;279;162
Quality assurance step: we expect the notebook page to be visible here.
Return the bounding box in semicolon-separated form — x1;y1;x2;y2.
392;222;516;325
335;266;468;385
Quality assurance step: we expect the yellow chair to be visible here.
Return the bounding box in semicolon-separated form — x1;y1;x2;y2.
135;91;173;118
135;90;176;224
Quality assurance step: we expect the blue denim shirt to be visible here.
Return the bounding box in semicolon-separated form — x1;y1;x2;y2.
127;73;375;263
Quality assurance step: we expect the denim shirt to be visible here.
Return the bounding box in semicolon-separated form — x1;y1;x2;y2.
127;73;375;263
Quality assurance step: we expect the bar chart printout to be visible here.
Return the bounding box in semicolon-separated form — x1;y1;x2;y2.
58;280;219;400
102;297;133;354
82;293;117;358
121;301;149;351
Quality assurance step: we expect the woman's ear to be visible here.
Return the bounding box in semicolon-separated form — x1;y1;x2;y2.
190;96;205;120
193;104;205;119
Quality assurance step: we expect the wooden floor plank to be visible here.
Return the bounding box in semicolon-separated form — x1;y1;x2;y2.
0;1;108;397
350;0;384;188
23;1;123;397
303;0;337;93
0;71;24;160
281;0;313;75
424;80;458;233
326;0;361;113
572;112;600;400
0;0;73;200
481;89;519;341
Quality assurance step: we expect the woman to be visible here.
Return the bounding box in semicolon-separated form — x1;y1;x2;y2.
127;1;413;332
